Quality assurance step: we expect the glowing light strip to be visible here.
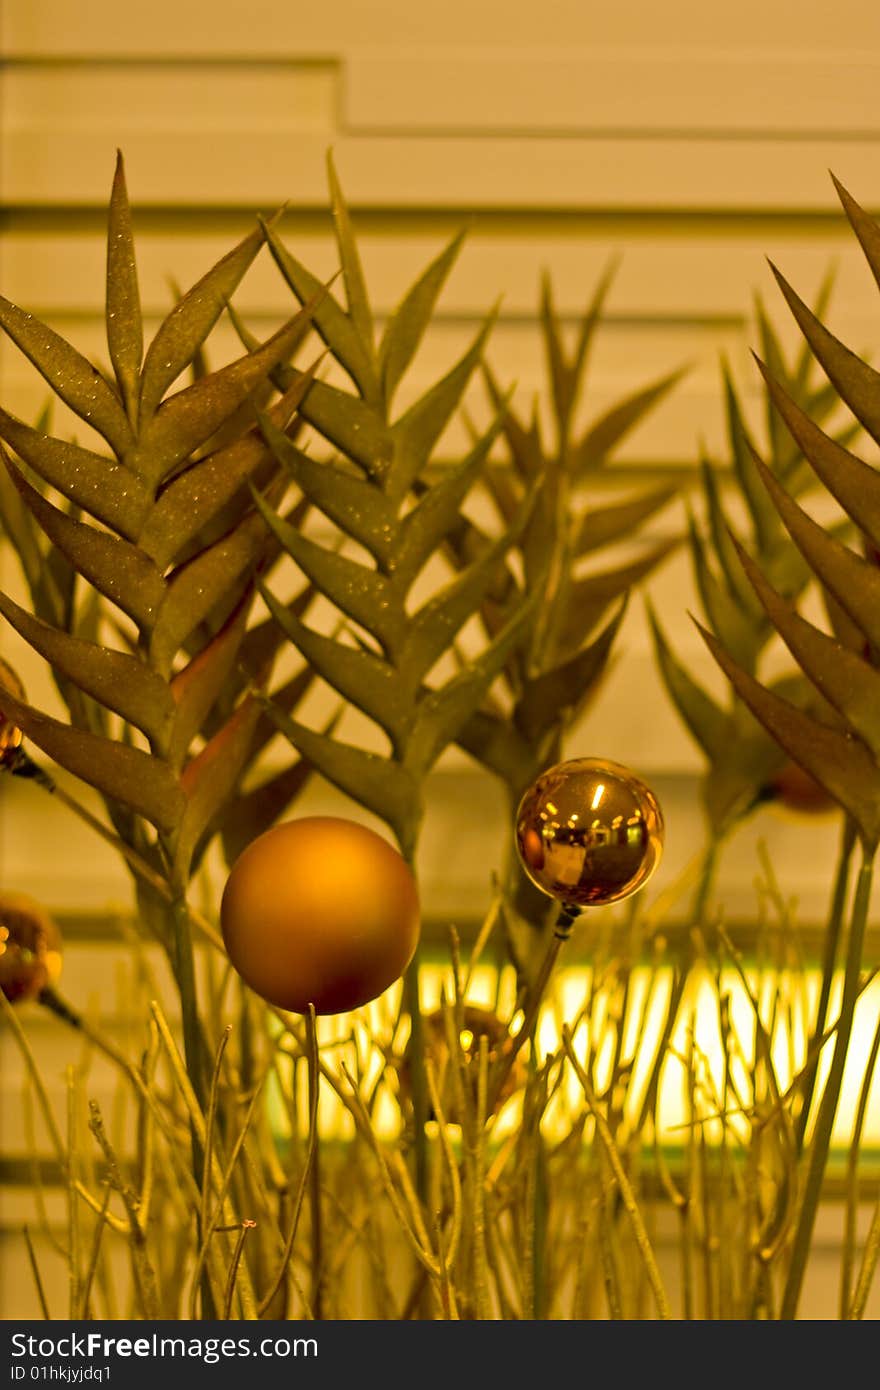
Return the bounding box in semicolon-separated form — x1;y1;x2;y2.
268;964;880;1149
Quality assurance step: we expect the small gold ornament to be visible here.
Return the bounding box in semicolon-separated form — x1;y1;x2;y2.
220;816;420;1015
768;761;836;817
0;892;63;1004
399;1004;525;1124
515;756;664;907
0;658;26;767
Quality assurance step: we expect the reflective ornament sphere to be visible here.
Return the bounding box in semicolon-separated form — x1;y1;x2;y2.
0;658;26;768
221;816;420;1015
0;892;63;1003
515;757;664;907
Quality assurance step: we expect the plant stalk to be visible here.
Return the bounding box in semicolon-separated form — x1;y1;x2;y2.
780;851;874;1320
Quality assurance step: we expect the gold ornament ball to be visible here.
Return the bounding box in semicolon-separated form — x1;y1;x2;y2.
0;658;25;767
769;761;836;817
400;1004;525;1125
515;757;664;907
0;892;63;1004
220;816;421;1015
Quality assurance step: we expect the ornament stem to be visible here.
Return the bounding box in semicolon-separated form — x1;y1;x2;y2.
488;902;582;1112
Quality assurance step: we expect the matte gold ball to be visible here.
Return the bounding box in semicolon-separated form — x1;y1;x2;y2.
220;816;421;1015
515;757;664;907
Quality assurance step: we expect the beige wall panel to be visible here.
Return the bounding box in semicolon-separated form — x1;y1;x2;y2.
3;62;339;135
5;130;880;210
346;50;880;135
4;0;879;56
0;224;872;323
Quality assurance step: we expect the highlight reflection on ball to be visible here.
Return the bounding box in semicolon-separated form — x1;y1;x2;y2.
515;757;664;907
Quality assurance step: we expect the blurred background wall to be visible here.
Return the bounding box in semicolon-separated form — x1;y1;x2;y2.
3;0;880;923
1;0;880;1316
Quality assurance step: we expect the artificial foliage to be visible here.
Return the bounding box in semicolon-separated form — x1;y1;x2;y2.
649;274;858;842
451;272;682;974
0;157;879;1323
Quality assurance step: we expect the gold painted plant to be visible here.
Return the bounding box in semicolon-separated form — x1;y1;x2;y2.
0;157;879;1321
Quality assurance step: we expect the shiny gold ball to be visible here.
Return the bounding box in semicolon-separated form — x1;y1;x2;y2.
0;892;63;1004
0;658;26;767
515;756;664;907
220;816;421;1015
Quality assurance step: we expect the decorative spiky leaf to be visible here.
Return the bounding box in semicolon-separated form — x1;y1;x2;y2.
0;683;184;832
394;410;509;586
139;369;315;568
175;695;263;877
405;599;537;777
571;368;685;475
237;664;319;772
149;510;269;675
540;274;574;435
553;539;678;659
754;357;880;550
750;450;880;651
823;587;865;655
284;370;392;475
574;484;677;556
260;590;409;749
387;309;497;501
754;295;792;472
168;593;252;769
138;223;267;421
326;151;375;354
831;176;880;293
250;486;402;657
697;620;880;849
646;600;728;763
0;464;53;610
699;459;764;618
0;590;174;748
105;151;143;421
769;262;880;445
484;365;544;480
732;539;880;760
219;755;315;867
703;715;787;834
723;366;780;554
266;706;421;855
401;488;535;684
0;297;133;455
257;413;395;564
0;407;150;539
379;231;466;404
4;451;164;628
131;309;313;485
515;599;625;744
261;218;378;401
234;584;313;690
688;514;762;674
454;706;536;791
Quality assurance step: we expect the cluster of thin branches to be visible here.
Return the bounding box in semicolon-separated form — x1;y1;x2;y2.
7;849;879;1322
